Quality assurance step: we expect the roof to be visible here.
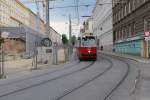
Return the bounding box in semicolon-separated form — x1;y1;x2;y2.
15;0;45;24
0;26;47;40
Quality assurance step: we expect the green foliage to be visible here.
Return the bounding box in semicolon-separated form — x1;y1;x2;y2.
71;35;76;45
0;38;4;44
62;34;68;45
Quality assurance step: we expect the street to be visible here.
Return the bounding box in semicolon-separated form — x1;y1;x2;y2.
0;0;150;100
0;54;138;100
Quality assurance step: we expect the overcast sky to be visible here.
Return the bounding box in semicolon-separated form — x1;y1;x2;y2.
21;0;96;37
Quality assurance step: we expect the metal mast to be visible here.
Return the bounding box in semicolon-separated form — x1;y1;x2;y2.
69;14;72;59
45;0;50;38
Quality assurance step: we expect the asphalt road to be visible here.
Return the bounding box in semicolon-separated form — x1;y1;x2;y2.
0;55;138;100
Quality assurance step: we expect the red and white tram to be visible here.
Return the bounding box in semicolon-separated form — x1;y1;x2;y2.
77;35;97;61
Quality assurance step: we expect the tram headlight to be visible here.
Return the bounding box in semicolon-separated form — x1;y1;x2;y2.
88;50;91;53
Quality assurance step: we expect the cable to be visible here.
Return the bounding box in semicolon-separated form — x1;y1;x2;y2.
74;0;77;20
49;4;98;9
48;2;127;9
73;0;80;24
22;0;64;4
76;0;80;24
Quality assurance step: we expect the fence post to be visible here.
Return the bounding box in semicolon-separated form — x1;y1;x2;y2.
53;44;58;65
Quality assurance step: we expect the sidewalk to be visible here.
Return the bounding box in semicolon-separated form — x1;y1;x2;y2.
3;58;67;78
99;51;150;100
2;48;77;78
4;59;32;76
99;51;150;77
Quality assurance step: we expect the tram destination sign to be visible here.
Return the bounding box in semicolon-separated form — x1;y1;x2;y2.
144;32;150;41
145;32;150;37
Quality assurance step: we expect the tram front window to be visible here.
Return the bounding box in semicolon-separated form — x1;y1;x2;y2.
82;37;96;46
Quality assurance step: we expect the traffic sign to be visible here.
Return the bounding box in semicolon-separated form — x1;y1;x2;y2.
41;38;52;47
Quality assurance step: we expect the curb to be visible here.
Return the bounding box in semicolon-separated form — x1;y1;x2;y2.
98;51;150;64
99;51;142;96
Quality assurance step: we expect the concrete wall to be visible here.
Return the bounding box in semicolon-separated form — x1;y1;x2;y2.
4;39;25;54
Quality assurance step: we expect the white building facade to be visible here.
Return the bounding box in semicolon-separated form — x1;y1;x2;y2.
84;18;93;35
92;0;113;51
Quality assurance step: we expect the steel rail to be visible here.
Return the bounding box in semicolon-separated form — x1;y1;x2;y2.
103;57;130;100
0;61;80;87
53;57;113;100
0;61;94;98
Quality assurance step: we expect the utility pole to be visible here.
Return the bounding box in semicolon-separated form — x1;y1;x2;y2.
69;14;72;59
0;32;5;79
0;43;5;78
45;0;50;38
69;14;72;44
32;0;41;70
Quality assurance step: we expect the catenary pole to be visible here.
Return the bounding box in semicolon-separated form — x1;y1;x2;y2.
46;0;50;38
69;14;72;59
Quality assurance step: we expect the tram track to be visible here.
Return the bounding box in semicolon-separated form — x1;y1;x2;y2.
103;56;130;100
0;61;80;87
0;55;130;100
0;61;94;98
52;55;130;100
52;57;113;100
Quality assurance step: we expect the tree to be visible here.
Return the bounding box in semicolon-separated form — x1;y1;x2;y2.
71;35;76;45
62;34;68;45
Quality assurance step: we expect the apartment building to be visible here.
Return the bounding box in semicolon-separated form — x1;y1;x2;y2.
0;0;30;27
0;0;62;55
92;0;113;51
83;18;93;35
113;0;150;58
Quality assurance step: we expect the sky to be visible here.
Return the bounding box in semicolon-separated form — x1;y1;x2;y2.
21;0;96;37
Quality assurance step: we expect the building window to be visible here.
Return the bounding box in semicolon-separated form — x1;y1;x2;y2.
144;18;149;32
114;31;116;41
128;1;131;13
117;30;120;40
121;7;124;19
132;22;136;36
118;29;120;40
124;27;127;38
144;18;147;32
122;28;124;39
118;10;120;21
124;5;127;16
128;24;132;37
115;30;118;41
133;0;136;10
120;28;123;39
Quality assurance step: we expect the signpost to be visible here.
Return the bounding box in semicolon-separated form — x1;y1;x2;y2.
41;38;52;47
0;32;9;78
144;31;150;58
